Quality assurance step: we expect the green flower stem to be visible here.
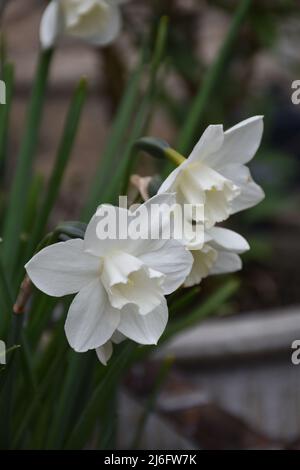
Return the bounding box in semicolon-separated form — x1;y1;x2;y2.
164;147;186;166
2;48;53;279
135;137;186;166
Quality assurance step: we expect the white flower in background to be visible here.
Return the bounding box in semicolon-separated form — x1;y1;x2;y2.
25;194;193;363
158;116;265;229
40;0;127;50
184;226;249;287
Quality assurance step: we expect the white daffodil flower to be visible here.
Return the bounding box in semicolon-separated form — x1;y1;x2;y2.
40;0;127;50
25;194;193;360
158;116;265;229
184;226;250;287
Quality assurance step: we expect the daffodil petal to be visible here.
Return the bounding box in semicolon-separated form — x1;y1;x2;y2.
65;278;120;352
188;124;224;164
66;2;122;46
84;205;131;257
25;239;99;297
184;245;217;287
211;116;264;168
129;193;177;256
118;299;168;345
139;239;193;294
218;163;265;213
96;341;113;366
111;330;126;344
210;251;242;275
207;227;250;254
157;165;183;194
40;0;62;50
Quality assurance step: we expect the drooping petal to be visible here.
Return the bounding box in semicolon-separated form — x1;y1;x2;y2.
95;329;125;365
40;0;62;50
207;227;250;253
25;239;99;297
210;251;242;275
118;299;168;345
218;163;265;213
96;341;113;366
65;278;120;352
209;116;264;169
139;239;193;295
184;245;217;287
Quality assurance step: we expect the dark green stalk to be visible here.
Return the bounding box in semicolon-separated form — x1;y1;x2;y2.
2;48;53;278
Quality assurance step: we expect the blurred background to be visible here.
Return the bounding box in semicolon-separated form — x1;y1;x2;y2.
2;0;300;449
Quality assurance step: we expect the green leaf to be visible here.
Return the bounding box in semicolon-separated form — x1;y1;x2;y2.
177;0;252;155
82;60;144;221
65;342;136;449
0;61;14;172
163;0;252;178
131;355;174;449
24;78;87;265
104;16;169;202
2;49;53;279
83;16;169;216
12;339;66;448
45;351;94;449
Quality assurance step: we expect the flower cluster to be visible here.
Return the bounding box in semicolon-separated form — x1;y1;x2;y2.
25;115;264;365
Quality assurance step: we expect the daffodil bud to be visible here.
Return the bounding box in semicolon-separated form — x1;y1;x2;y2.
135;137;186;166
54;221;87;240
